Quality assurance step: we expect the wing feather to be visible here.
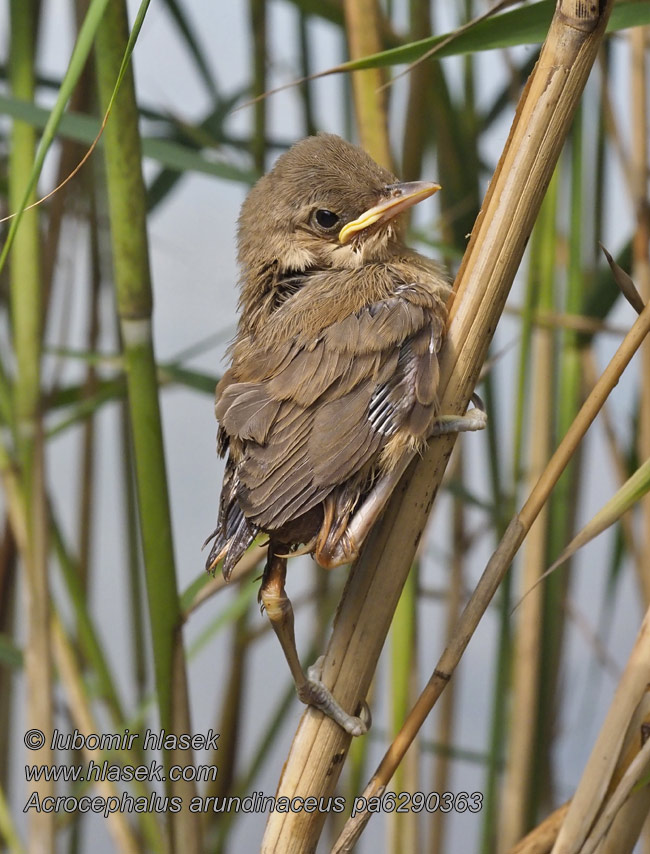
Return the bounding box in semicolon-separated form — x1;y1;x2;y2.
217;384;281;444
215;288;445;534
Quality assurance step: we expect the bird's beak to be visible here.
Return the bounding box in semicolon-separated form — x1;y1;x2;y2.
338;180;441;244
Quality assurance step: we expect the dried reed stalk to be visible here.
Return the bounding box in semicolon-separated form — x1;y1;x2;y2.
584;695;650;854
510;703;650;852
552;607;650;853
343;0;393;170
332;285;650;850
509;803;571;854
261;3;614;852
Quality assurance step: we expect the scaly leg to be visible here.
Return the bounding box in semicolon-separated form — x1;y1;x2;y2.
259;545;370;736
314;394;487;568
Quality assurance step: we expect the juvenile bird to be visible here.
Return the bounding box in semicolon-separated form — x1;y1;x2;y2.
205;134;485;735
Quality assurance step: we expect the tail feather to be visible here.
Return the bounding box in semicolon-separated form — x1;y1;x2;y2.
223;509;258;579
205;455;258;579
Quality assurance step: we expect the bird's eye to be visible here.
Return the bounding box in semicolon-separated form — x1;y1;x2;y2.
314;209;339;229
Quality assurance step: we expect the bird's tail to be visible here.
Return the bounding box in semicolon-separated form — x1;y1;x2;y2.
203;501;258;580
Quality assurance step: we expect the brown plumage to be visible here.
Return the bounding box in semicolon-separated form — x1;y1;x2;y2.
204;134;480;736
207;135;449;573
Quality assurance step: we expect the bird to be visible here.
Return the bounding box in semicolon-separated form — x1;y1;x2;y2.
205;134;485;736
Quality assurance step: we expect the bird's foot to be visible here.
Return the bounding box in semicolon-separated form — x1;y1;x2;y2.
313;533;359;570
297;656;371;737
430;393;487;437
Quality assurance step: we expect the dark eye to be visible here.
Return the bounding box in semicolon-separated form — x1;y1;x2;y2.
314;209;339;229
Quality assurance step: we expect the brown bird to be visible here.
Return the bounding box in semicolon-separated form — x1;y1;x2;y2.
205;134;485;735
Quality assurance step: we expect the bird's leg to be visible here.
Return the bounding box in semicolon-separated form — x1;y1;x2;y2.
314;394;487;568
259;545;370;736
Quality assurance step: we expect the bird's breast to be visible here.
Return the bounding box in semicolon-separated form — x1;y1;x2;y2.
235;258;448;361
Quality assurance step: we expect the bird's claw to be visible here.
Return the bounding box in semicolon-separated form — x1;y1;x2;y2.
314;534;359;570
275;536;318;559
297;656;371;737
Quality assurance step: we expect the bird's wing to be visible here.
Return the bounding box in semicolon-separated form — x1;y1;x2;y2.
216;290;445;531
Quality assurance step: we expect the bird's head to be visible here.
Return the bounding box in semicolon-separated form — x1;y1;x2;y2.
236;134;440;318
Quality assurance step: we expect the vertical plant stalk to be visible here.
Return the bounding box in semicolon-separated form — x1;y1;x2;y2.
93;4;201;852
0;783;25;854
538;116;587;811
0;520;16;792
40;61;93;322
481;162;544;850
9;2;54;853
425;49;481;250
343;0;393;169
500;177;558;850
480;173;535;850
51;614;144;854
76;177;102;588
401;0;431;181
297;11;317;137
429;450;465;854
388;565;419;853
250;0;267;173
261;3;614;853
207;604;250;807
120;406;148;703
631;26;650;603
